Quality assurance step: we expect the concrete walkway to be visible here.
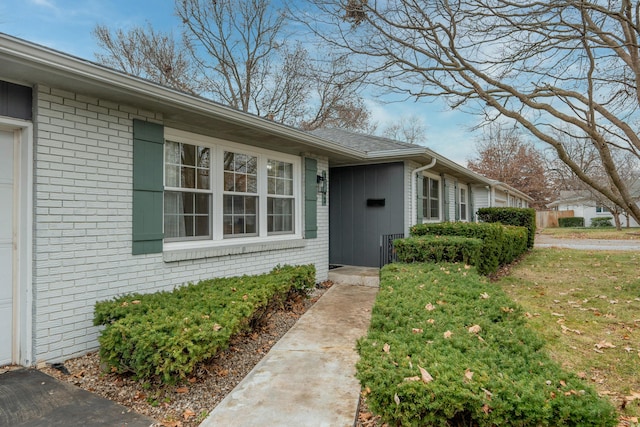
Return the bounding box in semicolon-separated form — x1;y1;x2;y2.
200;276;379;427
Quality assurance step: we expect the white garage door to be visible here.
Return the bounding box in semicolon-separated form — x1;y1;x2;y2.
0;130;15;365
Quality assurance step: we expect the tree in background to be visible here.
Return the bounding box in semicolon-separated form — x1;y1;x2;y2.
297;0;640;223
547;130;640;229
94;0;371;131
380;115;427;145
467;125;552;209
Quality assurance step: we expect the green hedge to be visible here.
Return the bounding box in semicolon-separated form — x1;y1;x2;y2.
477;207;536;249
94;264;315;383
394;235;482;266
356;263;617;427
501;225;529;265
409;222;528;275
559;217;585;227
591;217;613;228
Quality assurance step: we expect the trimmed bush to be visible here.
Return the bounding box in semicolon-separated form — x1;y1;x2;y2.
409;222;528;275
501;225;528;265
356;263;617;427
94;264;315;383
591;217;613;228
477;207;536;249
394;235;482;266
559;217;585;227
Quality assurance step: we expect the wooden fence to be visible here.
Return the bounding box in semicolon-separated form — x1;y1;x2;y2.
536;210;575;228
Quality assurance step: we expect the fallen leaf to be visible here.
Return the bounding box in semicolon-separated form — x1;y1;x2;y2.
213;323;222;331
560;325;582;335
425;303;435;311
464;369;474;382
176;386;189;394
594;340;616;350
412;328;423;334
427;319;435;324
394;393;400;405
468;325;482;334
444;330;453;339
418;365;434;383
482;404;491;414
131;300;141;305
480;292;490;299
383;343;390;353
242;294;248;301
183;409;196;421
403;376;421;382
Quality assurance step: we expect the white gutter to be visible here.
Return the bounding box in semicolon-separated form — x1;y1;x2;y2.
410;158;437;229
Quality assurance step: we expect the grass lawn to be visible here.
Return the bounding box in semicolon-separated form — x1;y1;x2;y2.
540;227;640;240
498;248;640;424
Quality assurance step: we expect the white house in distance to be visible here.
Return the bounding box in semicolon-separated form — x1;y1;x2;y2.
0;33;532;369
548;189;640;228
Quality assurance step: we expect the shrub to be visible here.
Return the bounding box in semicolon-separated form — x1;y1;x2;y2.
394;235;482;266
591;217;613;228
356;263;617;427
94;264;315;383
559;217;585;227
477;207;536;249
501;225;528;265
409;222;528;275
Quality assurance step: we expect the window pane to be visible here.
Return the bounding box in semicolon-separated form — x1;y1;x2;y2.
182;144;196;166
165;165;179;187
224;171;234;191
430;179;439;198
268;177;276;193
165;141;180;164
247;156;257;174
182;166;195;188
197;167;209;190
196;193;209;214
235;174;247;192
268;197;293;233
247;175;257;193
164;190;211;240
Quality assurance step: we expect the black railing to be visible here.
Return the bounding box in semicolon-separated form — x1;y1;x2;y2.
379;233;405;267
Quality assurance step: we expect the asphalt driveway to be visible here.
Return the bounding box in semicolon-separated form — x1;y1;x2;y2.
0;369;154;427
534;234;640;251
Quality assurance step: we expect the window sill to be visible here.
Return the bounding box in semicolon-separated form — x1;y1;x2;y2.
163;237;307;262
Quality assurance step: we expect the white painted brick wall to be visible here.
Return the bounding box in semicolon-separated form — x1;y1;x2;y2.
33;86;329;363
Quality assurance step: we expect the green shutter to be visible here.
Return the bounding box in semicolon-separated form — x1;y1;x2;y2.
304;157;318;239
442;175;450;222
468;186;475;222
132;119;164;255
416;175;423;224
454;180;460;221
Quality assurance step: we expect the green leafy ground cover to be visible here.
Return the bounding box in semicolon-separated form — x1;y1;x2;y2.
357;262;616;427
94;264;315;383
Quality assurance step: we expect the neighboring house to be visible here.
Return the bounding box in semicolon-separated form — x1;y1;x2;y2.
310;129;533;268
548;189;640;228
0;34;532;369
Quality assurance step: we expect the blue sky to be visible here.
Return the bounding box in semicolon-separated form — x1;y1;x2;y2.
0;0;480;165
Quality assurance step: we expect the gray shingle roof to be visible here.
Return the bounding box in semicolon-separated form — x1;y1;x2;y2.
308;128;422;153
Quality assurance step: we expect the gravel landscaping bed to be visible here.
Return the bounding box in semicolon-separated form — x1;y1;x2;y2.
39;283;332;427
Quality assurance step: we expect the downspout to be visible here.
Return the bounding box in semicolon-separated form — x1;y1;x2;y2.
410;158;437;229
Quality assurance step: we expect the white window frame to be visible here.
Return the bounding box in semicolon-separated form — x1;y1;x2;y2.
420;173;441;222
459;184;469;221
163;128;302;250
